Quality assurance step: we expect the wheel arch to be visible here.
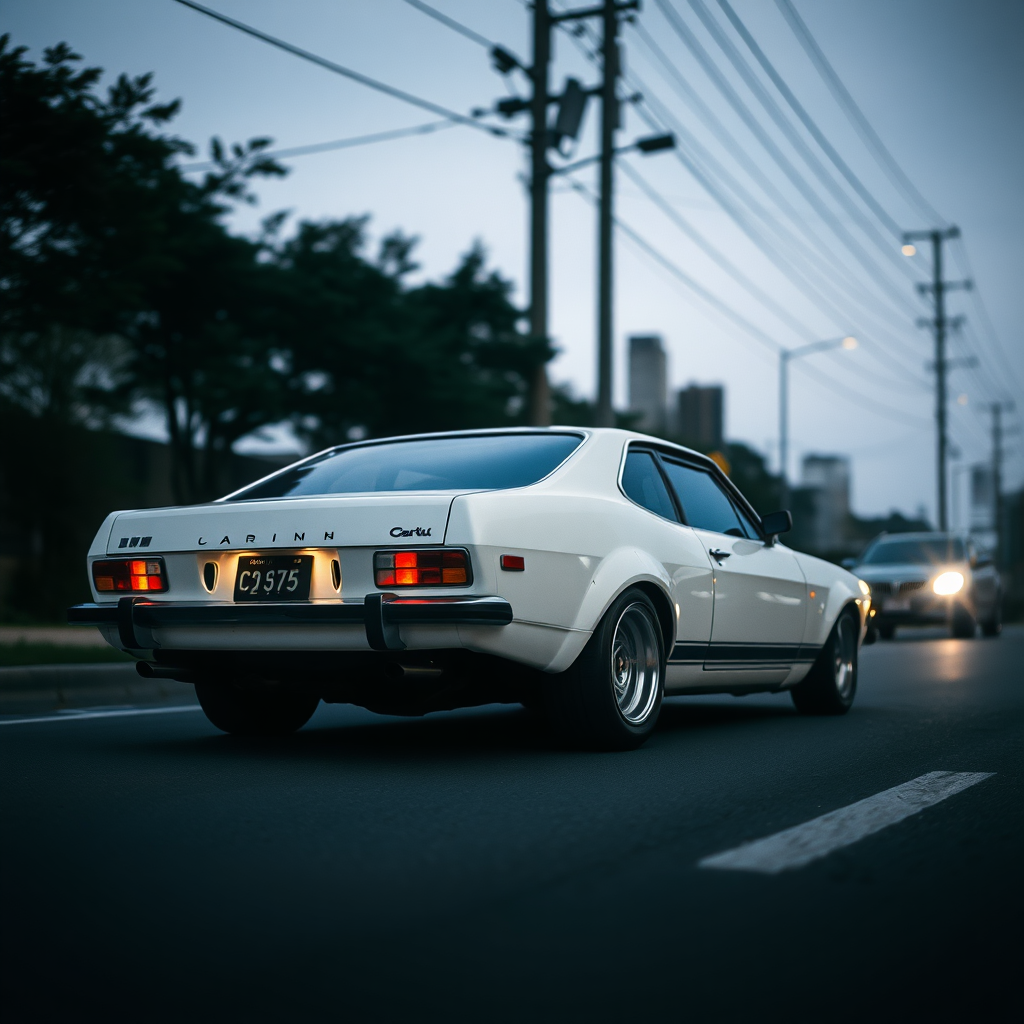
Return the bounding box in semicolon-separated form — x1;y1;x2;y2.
629;580;677;659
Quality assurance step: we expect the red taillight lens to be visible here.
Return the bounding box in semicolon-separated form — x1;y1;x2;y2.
374;549;470;588
93;557;167;593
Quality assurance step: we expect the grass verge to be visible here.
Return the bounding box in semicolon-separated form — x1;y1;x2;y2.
0;643;135;667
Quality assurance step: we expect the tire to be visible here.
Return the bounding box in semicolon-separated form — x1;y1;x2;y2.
878;624;896;641
981;600;1002;638
543;588;665;751
951;605;976;639
195;681;320;736
791;609;858;716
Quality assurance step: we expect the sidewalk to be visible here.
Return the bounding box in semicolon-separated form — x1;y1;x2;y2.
0;625;111;647
0;662;196;715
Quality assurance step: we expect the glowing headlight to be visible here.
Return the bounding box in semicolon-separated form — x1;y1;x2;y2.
933;571;964;596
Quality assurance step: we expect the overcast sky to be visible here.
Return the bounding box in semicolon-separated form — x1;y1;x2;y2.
5;0;1022;521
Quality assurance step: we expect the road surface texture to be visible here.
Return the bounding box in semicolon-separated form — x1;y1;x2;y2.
3;627;1021;1023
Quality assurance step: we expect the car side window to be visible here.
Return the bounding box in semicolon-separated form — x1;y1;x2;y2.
621;450;679;522
734;503;761;541
660;460;745;536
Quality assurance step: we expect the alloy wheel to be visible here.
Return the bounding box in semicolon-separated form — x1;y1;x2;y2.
610;602;661;724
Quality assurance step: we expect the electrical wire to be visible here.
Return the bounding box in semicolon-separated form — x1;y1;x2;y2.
679;0;918;297
625;28;934;369
177;120;457;172
619;159;924;395
774;0;948;228
638;4;929;336
716;0;905;241
549;1;934;387
401;0;497;50
567;176;932;430
171;0;517;138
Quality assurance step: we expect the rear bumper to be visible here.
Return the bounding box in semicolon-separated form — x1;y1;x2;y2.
68;594;513;653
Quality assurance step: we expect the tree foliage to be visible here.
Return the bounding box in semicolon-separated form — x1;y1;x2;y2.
1;36;550;512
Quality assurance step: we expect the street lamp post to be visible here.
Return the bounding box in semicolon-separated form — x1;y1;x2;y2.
779;336;857;506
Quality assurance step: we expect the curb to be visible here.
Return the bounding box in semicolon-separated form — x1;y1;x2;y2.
0;663;196;714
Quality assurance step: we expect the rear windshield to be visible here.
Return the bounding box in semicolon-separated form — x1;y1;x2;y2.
226;433;584;500
860;537;966;566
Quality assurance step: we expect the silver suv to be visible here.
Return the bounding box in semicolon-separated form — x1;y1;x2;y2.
851;532;1001;640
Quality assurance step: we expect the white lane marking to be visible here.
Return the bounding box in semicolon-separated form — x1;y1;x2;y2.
699;771;994;875
0;704;203;727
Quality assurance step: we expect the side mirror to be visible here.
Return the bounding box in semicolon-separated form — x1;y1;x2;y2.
841;557;858;570
761;509;792;546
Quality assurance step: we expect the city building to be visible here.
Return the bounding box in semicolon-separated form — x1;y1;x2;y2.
627;334;668;435
799;454;851;552
675;384;724;452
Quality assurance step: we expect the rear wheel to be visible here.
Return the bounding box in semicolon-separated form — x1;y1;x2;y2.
543;588;665;751
791;609;858;716
195;681;320;736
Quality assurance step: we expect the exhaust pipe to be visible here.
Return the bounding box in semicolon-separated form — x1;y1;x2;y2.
383;661;445;681
136;662;194;682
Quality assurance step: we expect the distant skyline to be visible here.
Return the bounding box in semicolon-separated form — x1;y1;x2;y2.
4;0;1022;521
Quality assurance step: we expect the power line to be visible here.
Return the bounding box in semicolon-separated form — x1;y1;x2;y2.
645;1;925;326
619;159;924;395
774;0;947;228
949;238;1024;398
716;0;904;240
568;176;932;430
171;0;515;137
679;0;917;298
629;90;933;388
177;120;456;172
401;0;496;50
626;21;932;361
550;1;933;387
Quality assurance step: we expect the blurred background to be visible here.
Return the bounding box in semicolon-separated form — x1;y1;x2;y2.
1;0;1022;621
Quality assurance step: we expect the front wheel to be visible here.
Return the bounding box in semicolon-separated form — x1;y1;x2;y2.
791;609;858;716
196;681;320;736
951;605;976;639
981;600;1002;638
543;588;665;751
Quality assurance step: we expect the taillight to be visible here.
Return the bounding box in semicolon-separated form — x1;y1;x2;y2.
93;558;167;593
374;549;470;588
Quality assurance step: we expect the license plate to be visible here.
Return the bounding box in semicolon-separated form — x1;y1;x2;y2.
882;597;911;612
234;555;313;602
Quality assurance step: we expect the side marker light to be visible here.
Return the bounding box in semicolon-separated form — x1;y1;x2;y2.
500;555;525;572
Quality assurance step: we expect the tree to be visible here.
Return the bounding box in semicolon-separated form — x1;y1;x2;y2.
272;220;551;449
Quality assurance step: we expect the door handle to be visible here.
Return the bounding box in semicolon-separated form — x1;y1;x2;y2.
709;548;731;560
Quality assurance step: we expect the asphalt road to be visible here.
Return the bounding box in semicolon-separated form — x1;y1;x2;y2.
2;628;1021;1023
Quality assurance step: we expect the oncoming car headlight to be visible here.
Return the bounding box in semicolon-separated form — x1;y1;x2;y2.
932;571;964;596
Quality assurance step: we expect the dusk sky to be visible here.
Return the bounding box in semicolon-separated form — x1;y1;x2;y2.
4;0;1022;521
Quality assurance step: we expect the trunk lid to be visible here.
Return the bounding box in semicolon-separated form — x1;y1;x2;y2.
106;494;457;555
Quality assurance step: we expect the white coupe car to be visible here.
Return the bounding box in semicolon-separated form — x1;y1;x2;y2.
69;428;870;749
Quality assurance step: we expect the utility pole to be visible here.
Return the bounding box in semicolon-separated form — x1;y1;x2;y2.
495;1;648;428
989;400;1015;565
904;226;971;531
595;0;620;427
528;1;552;426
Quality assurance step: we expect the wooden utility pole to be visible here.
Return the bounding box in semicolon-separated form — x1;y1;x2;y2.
905;226;970;531
527;1;552;426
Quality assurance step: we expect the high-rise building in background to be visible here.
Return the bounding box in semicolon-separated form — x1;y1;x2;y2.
800;454;851;552
675;384;724;452
628;335;668;434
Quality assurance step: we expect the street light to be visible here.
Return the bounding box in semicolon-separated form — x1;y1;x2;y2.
779;336;857;505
